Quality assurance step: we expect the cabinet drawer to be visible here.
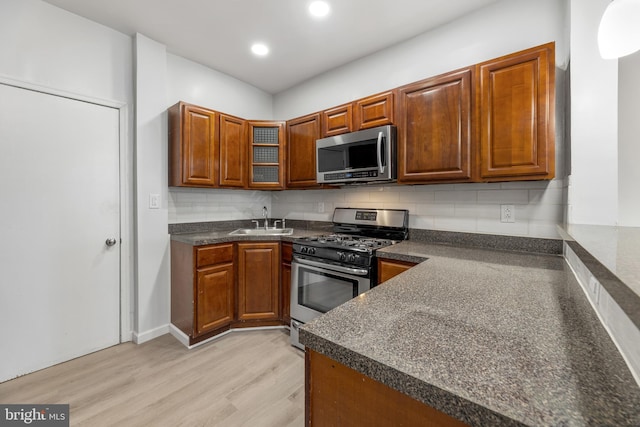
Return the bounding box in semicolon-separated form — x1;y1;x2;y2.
197;244;234;267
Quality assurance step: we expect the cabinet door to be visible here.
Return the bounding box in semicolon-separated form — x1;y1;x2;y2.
377;259;416;284
397;69;473;183
478;42;555;180
219;114;247;188
248;121;286;189
355;91;395;130
322;103;353;137
287;113;321;188
237;242;280;321
169;102;219;187
196;262;234;336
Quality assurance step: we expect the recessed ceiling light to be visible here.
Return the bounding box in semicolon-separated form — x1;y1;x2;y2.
251;43;269;57
309;1;330;18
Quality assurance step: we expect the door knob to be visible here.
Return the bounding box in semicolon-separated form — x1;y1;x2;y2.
105;238;117;247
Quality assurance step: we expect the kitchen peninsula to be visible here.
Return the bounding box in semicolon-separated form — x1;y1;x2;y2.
301;240;640;426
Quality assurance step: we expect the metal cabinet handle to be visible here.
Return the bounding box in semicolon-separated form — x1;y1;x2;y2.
105;238;117;247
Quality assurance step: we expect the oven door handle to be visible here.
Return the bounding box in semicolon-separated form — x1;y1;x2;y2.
293;256;369;276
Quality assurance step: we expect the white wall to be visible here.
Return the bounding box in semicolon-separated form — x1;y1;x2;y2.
166;54;273;120
618;51;640;226
268;0;569;239
0;0;135;337
0;0;132;103
568;0;619;225
134;34;170;342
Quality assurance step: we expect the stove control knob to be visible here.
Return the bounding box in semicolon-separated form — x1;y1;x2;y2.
348;253;357;262
338;252;346;261
309;247;316;255
301;247;308;253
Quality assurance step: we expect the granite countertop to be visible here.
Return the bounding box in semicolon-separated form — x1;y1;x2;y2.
300;241;640;426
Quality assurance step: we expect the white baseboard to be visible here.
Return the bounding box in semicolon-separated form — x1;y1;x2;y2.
133;324;170;344
168;324;287;349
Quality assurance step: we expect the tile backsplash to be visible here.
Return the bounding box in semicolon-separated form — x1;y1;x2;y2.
169;178;566;239
169;187;272;224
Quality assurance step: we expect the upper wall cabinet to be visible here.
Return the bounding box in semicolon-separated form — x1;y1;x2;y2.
321;92;396;137
219;113;247;188
169;102;219;187
287;113;322;189
477;42;555;181
322;103;353;137
354;91;395;130
248;121;286;189
397;68;473;183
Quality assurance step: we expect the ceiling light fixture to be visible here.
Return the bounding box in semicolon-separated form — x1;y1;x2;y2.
251;43;269;57
598;0;640;59
309;1;330;18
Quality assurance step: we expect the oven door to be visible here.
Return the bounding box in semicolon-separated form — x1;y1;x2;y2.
290;256;371;324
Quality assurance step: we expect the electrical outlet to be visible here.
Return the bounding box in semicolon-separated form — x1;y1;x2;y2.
500;205;515;223
317;202;325;213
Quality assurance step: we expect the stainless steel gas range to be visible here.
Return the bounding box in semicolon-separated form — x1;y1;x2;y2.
290;207;409;349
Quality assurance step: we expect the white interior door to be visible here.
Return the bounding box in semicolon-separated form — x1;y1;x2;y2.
0;84;121;383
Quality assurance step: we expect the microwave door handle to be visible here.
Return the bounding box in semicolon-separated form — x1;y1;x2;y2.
376;131;385;174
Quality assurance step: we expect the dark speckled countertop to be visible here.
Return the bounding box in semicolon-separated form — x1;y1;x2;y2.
169;224;640;425
169;228;322;245
300;241;640;426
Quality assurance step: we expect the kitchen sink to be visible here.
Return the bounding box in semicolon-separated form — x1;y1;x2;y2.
228;228;294;236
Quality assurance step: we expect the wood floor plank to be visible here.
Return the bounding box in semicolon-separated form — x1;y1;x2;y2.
0;329;304;426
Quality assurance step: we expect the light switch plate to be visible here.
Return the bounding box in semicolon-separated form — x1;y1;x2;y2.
149;193;160;209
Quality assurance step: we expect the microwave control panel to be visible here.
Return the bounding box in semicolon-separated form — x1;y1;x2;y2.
323;170;379;181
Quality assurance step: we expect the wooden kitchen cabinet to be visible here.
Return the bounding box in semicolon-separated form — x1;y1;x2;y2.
169;102;219;187
248;121;286;189
219;113;247;188
354;91;395;130
236;242;281;324
281;242;292;326
377;258;417;284
286;113;322;188
322;103;353;137
196;260;234;335
397;68;474;184
171;241;235;345
477;42;555;181
306;350;469;427
322;91;394;137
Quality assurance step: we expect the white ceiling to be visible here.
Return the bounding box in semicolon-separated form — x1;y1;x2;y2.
41;0;500;94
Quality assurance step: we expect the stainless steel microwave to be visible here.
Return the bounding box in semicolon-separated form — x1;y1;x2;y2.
316;125;397;184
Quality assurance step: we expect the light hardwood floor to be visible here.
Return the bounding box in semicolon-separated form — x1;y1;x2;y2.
0;329;305;426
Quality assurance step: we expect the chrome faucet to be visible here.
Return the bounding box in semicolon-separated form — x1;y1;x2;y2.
262;206;268;229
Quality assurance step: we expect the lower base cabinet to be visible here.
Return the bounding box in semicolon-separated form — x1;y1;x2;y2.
171;241;235;345
171;240;286;346
306;350;469;427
